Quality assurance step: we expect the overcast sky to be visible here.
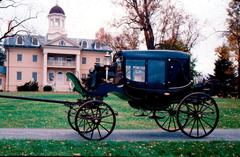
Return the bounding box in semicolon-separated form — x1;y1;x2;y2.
0;0;230;76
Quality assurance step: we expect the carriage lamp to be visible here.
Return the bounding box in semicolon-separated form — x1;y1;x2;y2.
104;52;111;81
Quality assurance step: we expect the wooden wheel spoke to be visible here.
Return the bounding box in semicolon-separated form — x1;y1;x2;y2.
202;115;216;120
101;120;113;124
168;116;172;130
99;123;110;133
196;119;199;137
84;120;94;132
189;118;197;136
161;116;170;127
199;118;207;134
97;126;102;139
184;117;194;128
101;114;114;119
172;117;177;130
201;117;214;128
99;107;108;115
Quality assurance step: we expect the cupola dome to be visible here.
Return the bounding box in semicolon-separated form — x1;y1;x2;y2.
49;5;65;15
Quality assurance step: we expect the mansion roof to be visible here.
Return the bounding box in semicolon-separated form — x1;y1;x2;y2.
3;35;112;53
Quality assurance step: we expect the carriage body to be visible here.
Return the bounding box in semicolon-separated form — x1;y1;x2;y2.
113;50;192;110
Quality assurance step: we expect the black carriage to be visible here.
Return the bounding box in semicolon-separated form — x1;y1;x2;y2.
0;50;219;141
66;50;219;140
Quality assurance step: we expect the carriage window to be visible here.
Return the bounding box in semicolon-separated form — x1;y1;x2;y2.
116;58;122;72
148;60;165;84
126;60;145;82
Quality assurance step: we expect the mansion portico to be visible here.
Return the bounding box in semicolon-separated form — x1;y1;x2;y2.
2;4;111;92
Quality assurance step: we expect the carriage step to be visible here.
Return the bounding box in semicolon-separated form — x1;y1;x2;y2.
148;115;164;119
133;112;148;117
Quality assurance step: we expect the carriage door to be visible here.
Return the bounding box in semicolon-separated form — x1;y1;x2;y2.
147;60;166;89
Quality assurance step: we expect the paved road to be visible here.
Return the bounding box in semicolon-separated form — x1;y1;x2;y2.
0;128;239;141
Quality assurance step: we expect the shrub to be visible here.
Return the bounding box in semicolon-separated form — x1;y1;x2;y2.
17;81;39;91
43;85;53;92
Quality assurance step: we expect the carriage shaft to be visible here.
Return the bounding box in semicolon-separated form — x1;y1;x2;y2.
0;94;74;105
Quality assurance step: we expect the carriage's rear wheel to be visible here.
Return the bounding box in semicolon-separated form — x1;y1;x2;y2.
75;100;116;140
177;92;219;138
154;103;179;132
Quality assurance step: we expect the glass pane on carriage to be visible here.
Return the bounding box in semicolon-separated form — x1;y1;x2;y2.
148;60;165;86
125;60;145;82
116;58;122;72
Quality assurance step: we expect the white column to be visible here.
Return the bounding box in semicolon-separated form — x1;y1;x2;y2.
76;53;80;78
43;52;48;86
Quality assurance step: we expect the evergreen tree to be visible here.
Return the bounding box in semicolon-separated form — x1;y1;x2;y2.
213;45;236;97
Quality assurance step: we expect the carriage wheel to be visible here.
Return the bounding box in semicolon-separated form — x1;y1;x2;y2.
75;100;116;140
67;106;80;131
154;103;180;132
177;92;219;138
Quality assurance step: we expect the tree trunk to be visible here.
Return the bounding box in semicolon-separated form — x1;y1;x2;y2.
144;28;155;49
238;47;240;98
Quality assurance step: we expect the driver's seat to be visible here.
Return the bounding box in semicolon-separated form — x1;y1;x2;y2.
66;72;87;98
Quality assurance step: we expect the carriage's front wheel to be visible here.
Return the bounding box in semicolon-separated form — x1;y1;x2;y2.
154;103;179;132
177;92;219;138
75;100;116;140
67;106;80;131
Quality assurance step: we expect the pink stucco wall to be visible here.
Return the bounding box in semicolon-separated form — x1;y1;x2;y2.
5;47;43;91
4;47;107;91
80;51;106;77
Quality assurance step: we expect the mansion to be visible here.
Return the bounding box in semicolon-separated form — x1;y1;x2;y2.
1;5;111;92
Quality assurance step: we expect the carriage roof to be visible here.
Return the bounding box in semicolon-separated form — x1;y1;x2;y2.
118;50;190;60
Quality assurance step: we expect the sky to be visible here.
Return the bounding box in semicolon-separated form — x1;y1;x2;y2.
0;0;230;76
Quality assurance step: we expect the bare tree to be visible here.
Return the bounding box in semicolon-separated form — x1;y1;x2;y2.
226;0;240;97
155;2;200;52
96;27;139;52
112;0;200;51
0;0;38;41
114;0;161;49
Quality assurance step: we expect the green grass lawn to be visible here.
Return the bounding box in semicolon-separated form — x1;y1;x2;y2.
0;140;239;156
0;92;239;129
0;92;239;156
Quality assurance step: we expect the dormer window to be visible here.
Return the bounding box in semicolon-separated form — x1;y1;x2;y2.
82;41;87;48
32;37;38;46
95;42;101;49
16;36;23;45
59;40;65;46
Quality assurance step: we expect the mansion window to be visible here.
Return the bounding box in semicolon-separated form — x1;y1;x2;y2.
16;36;23;45
17;54;22;61
17;72;22;80
32;37;38;46
95;42;101;49
57;72;63;81
32;55;38;62
48;72;54;81
32;72;37;81
82;41;87;48
96;58;100;63
59;40;65;46
82;57;87;64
